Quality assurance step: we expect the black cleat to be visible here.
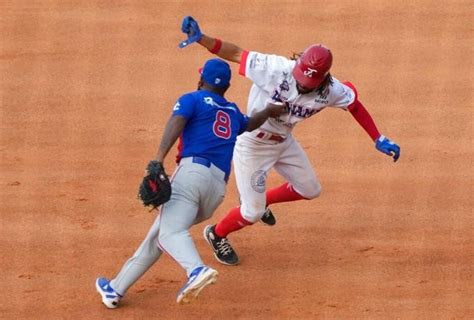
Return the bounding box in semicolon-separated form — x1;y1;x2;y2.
203;225;239;266
260;208;276;226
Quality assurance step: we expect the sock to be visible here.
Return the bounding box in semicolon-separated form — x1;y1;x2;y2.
215;206;252;238
266;182;306;205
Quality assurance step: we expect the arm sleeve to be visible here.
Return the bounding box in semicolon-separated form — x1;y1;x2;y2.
342;81;381;141
349;100;381;141
171;93;196;119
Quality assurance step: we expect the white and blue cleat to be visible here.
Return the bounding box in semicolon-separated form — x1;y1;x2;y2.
95;277;122;309
176;266;218;304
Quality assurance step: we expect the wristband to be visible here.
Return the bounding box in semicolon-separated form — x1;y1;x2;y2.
208;38;222;54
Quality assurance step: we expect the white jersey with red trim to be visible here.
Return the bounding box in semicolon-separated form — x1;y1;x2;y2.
240;51;356;136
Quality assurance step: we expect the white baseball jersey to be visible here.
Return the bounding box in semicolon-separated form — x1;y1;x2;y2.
240;51;356;136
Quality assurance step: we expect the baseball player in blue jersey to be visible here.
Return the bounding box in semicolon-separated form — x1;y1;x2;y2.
95;58;286;308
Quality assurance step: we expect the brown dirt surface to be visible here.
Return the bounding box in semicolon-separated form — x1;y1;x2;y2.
1;1;472;319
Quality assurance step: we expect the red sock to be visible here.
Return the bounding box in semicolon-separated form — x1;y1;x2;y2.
266;182;306;205
215;206;252;238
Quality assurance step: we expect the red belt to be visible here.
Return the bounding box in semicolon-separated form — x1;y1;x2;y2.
256;131;285;143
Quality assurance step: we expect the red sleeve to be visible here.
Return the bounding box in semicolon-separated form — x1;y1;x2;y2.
239;50;250;76
349;99;381;141
343;81;381;141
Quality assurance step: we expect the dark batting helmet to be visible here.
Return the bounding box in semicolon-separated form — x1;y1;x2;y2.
292;44;333;89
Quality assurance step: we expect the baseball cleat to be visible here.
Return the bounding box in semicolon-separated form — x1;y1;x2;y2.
203;225;239;266
260;208;276;226
95;277;122;309
177;266;218;304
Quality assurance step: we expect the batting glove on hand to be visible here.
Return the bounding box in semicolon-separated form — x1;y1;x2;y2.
179;16;202;48
375;135;400;162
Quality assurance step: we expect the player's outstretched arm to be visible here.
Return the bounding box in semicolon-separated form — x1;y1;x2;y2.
348;98;400;162
344;82;400;162
179;16;243;64
246;102;287;132
198;34;243;64
155;115;187;163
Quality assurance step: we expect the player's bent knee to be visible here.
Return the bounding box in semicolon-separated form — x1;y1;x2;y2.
240;207;263;224
301;183;322;200
157;229;179;248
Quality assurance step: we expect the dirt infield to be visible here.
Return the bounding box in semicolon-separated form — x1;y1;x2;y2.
1;1;472;319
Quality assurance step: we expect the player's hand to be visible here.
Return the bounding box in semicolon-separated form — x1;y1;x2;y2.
266;101;288;118
375;135;400;162
179;16;202;48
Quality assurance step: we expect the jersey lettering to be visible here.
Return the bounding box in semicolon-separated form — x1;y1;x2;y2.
288;104;320;118
271;90;282;102
213;110;232;139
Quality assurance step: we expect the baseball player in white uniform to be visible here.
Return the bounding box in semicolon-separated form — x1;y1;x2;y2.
179;16;400;265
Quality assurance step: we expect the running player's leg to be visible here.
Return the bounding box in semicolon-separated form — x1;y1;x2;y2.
214;137;280;238
159;163;225;304
108;165;200;295
158;164;206;276
109;163;210;299
109;213;163;296
108;163;202;296
158;163;224;275
270;136;321;205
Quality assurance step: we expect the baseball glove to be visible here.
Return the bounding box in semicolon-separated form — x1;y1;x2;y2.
138;160;172;210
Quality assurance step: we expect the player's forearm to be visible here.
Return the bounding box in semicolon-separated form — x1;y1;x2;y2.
246;102;287;131
198;34;242;63
155;115;187;162
348;100;381;141
246;109;271;132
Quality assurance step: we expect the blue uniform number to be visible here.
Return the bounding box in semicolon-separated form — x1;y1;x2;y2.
213;110;231;139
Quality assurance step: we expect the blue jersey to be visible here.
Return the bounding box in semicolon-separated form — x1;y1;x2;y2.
172;90;249;176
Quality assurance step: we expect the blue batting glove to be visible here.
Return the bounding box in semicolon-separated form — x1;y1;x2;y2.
375;135;400;162
179;16;202;48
